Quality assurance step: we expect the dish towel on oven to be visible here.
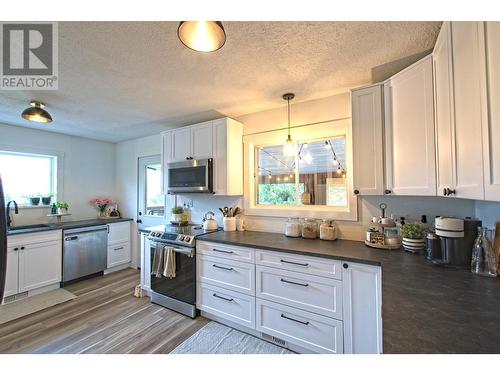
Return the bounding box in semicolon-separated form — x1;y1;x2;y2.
163;247;177;279
151;243;165;277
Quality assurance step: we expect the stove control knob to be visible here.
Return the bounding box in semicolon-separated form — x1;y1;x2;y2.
184;236;191;243
178;235;185;241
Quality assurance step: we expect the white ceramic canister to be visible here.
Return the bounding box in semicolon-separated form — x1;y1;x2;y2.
223;217;237;232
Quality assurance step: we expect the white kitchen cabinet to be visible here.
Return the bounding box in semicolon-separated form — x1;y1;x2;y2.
351;84;385;195
140;234;151;293
433;21;456;198
384;55;436;196
450;22;485;199
482;22;500;201
18;240;62;292
4;230;62;301
107;221;131;269
213;118;243;195
161;117;243;196
171;127;192;162
342;261;382;354
4;245;19;298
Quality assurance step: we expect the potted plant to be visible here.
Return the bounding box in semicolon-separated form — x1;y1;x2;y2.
89;197;113;218
401;223;426;253
41;193;54;206
56;202;69;214
171;206;184;223
29;195;40;206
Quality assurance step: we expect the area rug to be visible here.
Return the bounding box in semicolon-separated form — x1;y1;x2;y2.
0;289;76;325
170;321;294;354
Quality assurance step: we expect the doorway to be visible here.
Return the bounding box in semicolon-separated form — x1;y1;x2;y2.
137;155;165;232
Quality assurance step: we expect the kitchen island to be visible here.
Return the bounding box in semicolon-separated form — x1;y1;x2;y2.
198;230;500;354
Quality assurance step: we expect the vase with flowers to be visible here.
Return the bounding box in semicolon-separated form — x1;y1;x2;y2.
89;197;113;218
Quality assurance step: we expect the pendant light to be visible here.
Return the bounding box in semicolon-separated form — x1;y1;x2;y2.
282;93;295;157
21;100;52;123
177;21;226;52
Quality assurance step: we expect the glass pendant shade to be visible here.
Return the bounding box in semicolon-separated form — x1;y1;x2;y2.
177;21;226;52
21;101;52;123
283;135;294;157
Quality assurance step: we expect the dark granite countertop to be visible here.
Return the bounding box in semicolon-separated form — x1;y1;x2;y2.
198;230;500;354
7;217;133;236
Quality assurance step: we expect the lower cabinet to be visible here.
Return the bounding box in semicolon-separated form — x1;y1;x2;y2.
107;241;131;268
256;298;343;354
5;230;62;301
196;241;383;354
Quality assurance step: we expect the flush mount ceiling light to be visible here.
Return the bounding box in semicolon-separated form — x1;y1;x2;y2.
177;21;226;52
282;93;295;157
21;100;53;123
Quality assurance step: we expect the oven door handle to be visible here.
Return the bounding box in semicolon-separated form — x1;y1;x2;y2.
150;243;194;257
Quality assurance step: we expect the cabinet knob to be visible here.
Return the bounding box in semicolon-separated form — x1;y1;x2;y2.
443;187;456;196
14;247;19;251
384;189;392;195
20;246;25;250
353;189;360;195
343;263;349;269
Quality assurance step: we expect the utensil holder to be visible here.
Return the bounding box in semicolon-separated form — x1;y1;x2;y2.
223;217;236;232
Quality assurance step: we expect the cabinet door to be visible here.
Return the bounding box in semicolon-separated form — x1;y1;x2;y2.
18;241;62;292
171;127;192;161
342;262;382;354
107;241;131;268
449;22;485;200
140;235;151;291
107;221;130;245
4;246;19;298
192;121;213;159
384;55;436;196
433;21;456;197
352;84;385;195
482;22;500;201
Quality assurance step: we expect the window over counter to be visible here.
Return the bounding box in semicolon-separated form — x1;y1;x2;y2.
244;119;357;220
0;149;61;207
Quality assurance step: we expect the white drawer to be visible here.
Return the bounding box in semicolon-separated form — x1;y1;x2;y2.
197;255;255;295
107;240;131;268
107;221;130;245
256;250;341;280
197;283;256;329
197;241;254;263
256;265;342;319
256;298;343;354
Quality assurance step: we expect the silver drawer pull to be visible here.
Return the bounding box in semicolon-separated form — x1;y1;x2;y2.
212;293;234;302
212;264;234;271
280;278;309;287
114;246;124;251
280;313;310;325
280;259;309;267
213;248;234;254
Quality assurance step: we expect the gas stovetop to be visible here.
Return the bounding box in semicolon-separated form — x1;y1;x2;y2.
147;224;219;247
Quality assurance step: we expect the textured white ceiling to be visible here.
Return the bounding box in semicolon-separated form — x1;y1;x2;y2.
0;21;441;142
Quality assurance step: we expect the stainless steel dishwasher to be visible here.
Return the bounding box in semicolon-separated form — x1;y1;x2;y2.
62;225;108;285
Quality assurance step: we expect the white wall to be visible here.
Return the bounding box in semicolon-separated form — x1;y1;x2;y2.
0;123;115;226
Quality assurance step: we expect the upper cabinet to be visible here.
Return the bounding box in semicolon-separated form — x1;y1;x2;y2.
384;55;436;196
351;84;385;195
482;22;500;201
162;117;243;196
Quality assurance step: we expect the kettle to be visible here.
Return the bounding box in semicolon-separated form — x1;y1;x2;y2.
203;211;218;230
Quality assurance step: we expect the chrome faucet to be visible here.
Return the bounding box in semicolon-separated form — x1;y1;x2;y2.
6;200;18;229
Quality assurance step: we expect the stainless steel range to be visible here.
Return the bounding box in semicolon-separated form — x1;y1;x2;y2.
147;224;219;318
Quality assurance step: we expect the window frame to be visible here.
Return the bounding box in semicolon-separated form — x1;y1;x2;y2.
0;144;64;208
243;119;358;221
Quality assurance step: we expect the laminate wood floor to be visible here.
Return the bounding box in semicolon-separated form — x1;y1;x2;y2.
0;268;208;354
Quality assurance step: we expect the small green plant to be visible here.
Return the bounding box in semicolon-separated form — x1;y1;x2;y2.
171;206;184;214
56;202;69;210
400;223;426;239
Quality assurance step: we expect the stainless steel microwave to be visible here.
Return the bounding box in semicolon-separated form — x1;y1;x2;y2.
166;158;214;194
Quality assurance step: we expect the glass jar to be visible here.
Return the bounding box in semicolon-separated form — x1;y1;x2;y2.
320;220;337;241
302;218;319;239
285;217;302;237
471;226;497;277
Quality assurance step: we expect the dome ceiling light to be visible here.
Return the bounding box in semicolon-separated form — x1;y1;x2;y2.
21;100;53;123
177;21;226;52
